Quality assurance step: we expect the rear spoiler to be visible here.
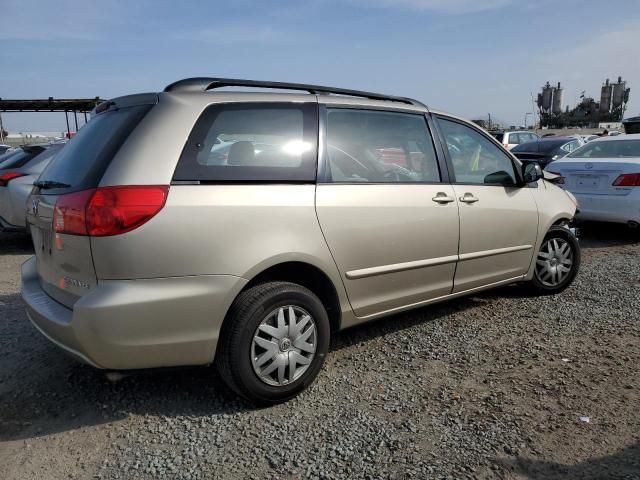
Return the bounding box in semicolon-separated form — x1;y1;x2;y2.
94;93;159;115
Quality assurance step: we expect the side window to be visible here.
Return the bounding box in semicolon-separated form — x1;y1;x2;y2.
560;141;579;153
508;133;520;145
438;118;518;186
173;103;317;182
325;108;440;183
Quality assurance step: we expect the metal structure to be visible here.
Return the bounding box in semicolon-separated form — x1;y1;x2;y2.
0;97;103;139
537;77;630;128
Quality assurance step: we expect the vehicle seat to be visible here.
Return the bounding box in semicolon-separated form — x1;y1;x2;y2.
227;141;255;165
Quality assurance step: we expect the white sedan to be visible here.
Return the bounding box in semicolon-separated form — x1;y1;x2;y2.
546;134;640;228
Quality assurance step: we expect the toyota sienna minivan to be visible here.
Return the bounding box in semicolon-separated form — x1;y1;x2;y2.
22;78;580;404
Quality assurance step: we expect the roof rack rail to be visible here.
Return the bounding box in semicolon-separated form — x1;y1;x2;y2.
163;77;427;109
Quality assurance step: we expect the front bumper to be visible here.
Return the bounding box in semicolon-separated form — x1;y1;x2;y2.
21;257;247;370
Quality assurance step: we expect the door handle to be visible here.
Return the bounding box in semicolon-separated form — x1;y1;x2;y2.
459;193;479;203
432;192;455;204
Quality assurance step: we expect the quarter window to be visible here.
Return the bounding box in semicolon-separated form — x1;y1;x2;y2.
324;109;440;183
173;103;317;182
438;118;518;186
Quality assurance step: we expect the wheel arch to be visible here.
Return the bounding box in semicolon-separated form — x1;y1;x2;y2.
229;260;343;334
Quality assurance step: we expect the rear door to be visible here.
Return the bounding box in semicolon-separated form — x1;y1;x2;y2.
435;117;539;292
26;101;154;308
315;107;459;317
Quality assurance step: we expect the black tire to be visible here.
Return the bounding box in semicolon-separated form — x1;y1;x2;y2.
216;281;330;405
526;225;581;295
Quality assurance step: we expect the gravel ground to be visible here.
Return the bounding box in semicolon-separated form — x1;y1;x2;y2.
1;224;639;480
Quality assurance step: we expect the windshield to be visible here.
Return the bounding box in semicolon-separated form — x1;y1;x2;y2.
567;139;640;158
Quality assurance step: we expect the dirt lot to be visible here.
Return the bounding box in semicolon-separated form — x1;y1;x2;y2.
1;225;638;480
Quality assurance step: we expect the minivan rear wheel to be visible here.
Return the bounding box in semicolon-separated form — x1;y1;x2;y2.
527;225;580;295
216;281;330;405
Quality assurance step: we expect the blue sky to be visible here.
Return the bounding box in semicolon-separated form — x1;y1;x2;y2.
1;0;639;132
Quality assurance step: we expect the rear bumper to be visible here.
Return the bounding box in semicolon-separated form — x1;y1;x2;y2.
574;192;640;224
21;257;247;370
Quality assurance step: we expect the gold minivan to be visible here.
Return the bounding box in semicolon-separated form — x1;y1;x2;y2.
22;78;580;404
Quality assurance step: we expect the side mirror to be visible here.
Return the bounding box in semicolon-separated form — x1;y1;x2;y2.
522;161;543;184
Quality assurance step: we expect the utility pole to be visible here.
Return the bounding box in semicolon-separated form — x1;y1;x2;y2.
0;112;5;143
488;113;492;130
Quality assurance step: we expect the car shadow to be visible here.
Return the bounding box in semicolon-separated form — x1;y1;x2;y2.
0;231;34;255
498;442;640;479
0;291;484;443
577;221;639;249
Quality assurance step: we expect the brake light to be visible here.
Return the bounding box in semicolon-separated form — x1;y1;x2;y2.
612;173;640;187
0;172;26;187
53;186;169;236
546;171;565;185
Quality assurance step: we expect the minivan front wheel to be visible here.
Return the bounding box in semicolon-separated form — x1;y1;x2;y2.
528;225;580;294
216;281;330;405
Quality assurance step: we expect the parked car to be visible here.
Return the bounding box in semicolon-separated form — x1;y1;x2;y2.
0;143;65;231
0;144;48;172
22;78;580;405
489;130;539;150
511;136;582;167
546;134;640;228
0;144;12;155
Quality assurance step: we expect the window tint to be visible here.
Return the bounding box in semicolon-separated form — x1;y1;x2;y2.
38;105;151;192
324;109;440;183
438;118;517;186
174;103;317;182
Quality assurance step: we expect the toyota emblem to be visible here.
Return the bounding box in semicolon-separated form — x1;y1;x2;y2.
31;199;39;216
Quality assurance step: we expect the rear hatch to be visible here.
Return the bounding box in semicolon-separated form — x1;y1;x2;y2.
26;97;155;308
548;158;639;196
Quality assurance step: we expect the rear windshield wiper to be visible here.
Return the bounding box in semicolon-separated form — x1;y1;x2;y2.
33;180;71;189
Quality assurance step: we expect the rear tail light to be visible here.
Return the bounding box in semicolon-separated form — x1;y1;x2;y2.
53;186;169;236
612;173;640;187
0;172;26;187
546;171;565;185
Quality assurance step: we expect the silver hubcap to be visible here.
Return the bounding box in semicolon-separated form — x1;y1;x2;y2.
251;306;317;386
535;237;573;287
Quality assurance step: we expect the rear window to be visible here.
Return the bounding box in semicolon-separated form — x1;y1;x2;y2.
568;139;640;158
512;141;539;153
38;105;152;192
507;133;520;144
173;103;317;182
